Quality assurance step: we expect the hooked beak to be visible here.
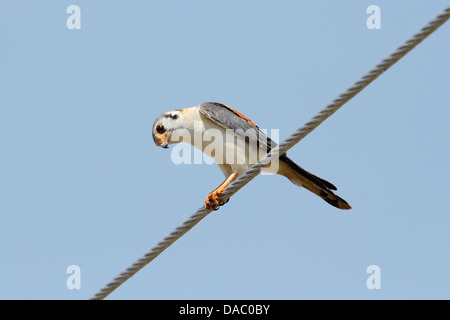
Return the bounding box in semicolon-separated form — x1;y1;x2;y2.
157;132;169;149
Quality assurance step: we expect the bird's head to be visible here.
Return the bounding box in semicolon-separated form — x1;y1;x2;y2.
152;110;183;149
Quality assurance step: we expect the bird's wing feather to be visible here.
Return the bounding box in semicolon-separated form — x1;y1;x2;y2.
199;102;276;152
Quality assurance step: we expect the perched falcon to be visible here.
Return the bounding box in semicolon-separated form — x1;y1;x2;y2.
152;102;351;210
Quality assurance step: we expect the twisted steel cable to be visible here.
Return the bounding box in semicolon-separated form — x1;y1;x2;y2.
91;6;450;300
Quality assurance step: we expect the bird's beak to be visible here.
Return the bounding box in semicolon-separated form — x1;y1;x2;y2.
157;132;169;149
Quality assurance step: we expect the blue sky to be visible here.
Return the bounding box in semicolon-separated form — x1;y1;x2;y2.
0;1;449;300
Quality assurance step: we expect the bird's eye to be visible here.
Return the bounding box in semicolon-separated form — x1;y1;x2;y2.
156;124;165;135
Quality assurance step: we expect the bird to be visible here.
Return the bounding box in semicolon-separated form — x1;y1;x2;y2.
152;102;351;211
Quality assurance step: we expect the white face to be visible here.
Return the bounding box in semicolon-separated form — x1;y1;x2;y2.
152;111;181;148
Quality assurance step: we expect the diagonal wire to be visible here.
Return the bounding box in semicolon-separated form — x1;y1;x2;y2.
91;6;450;300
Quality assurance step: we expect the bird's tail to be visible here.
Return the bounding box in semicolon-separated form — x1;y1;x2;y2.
279;155;352;210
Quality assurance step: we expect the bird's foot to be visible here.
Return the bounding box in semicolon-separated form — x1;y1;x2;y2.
204;173;237;210
205;191;228;210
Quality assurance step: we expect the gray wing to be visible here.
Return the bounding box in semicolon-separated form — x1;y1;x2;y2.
198;102;277;152
199;103;339;193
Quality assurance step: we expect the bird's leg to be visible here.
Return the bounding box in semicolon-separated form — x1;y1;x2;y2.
205;172;238;210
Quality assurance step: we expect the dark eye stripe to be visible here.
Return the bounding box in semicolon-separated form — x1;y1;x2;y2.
164;113;178;120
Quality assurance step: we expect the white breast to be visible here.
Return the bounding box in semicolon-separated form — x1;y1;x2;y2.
181;106;274;177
